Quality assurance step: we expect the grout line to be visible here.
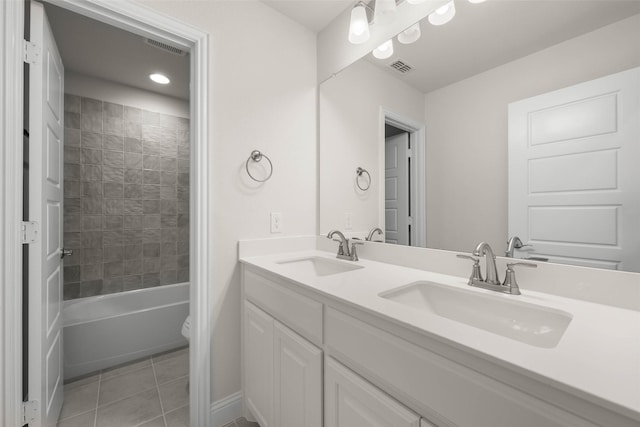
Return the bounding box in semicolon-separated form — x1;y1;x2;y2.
93;372;102;427
151;356;168;427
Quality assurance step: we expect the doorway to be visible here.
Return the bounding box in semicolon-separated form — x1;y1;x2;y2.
382;110;427;248
9;1;212;426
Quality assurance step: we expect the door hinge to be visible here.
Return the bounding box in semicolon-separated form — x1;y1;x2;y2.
23;40;40;64
22;400;39;425
21;221;40;244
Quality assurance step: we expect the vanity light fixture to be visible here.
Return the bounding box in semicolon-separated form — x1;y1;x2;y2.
428;0;456;26
406;0;428;3
397;22;421;44
149;73;170;84
348;2;372;44
373;39;394;59
374;0;398;25
468;0;486;3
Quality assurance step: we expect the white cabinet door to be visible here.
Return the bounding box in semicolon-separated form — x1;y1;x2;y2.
244;301;274;427
325;357;421;427
274;321;322;427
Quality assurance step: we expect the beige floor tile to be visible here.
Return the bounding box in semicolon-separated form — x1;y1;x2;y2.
57;410;95;427
158;376;189;413
235;417;260;427
96;388;163;427
99;365;157;406
154;352;188;385
136;416;166;427
164;405;189;427
101;357;152;380
59;380;99;420
152;346;188;364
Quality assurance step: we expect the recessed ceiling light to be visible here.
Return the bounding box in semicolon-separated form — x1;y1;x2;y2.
149;73;170;85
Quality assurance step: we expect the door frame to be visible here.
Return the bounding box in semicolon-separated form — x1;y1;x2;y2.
380;108;427;247
0;1;212;426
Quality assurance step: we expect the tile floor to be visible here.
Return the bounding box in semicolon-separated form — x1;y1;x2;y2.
223;418;259;427
57;347;189;427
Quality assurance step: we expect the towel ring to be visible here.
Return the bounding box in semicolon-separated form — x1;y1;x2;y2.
356;167;371;191
246;150;273;182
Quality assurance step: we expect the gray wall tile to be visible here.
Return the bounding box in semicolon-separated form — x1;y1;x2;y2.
64;94;189;299
125;153;143;169
104;151;124;168
104;135;124;152
65;128;81;147
81;98;103;133
124;169;143;184
104;215;123;230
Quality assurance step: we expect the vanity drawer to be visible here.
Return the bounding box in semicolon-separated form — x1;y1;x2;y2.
325;307;599;427
244;268;323;345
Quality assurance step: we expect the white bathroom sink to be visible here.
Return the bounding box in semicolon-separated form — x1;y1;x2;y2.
276;256;363;277
379;281;572;348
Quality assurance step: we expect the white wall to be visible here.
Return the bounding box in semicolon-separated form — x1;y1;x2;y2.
319;59;424;236
424;14;640;253
65;71;190;117
135;0;317;403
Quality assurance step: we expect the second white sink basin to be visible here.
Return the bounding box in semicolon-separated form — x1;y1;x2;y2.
380;281;572;348
276;256;363;277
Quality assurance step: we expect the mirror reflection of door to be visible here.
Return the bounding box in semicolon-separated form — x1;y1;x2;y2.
385;124;410;245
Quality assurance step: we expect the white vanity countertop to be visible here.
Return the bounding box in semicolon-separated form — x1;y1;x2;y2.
240;250;640;420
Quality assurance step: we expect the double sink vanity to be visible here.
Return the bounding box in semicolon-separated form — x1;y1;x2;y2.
239;236;640;427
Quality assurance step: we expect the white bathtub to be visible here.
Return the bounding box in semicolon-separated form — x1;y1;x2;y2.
63;282;189;380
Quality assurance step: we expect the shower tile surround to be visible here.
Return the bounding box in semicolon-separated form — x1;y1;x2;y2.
63;95;190;300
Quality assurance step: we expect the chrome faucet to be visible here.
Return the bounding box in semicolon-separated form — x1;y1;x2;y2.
472;242;500;285
505;236;529;257
457;241;537;295
326;230;363;261
366;227;384;242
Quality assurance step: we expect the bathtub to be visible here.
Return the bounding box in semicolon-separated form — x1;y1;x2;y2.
63;282;189;380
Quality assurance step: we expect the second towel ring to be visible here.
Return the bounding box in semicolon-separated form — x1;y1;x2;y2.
356;167;371;191
246;150;273;182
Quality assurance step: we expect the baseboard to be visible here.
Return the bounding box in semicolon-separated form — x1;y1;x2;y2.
210;391;243;427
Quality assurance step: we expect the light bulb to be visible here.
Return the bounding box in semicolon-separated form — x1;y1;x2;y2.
149;73;170;84
374;0;397;25
428;0;456;26
397;22;421;44
372;39;394;60
468;0;486;3
406;0;428;4
348;4;370;44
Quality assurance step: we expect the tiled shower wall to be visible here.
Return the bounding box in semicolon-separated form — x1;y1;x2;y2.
63;95;190;300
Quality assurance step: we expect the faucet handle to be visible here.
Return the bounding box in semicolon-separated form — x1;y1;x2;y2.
350;239;364;261
457;254;483;285
502;262;537;295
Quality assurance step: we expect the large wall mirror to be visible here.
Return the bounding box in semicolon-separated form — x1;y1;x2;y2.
319;0;640;272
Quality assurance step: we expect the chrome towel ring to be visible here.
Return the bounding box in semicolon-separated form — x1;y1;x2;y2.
246;150;273;182
356;167;371;191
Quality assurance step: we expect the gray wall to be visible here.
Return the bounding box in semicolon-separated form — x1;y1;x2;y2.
63;94;190;299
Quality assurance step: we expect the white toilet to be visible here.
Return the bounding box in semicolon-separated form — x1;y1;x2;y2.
181;316;190;342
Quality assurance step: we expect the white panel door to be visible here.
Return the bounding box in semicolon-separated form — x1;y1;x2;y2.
325;357;421;427
244;301;274;427
28;2;65;426
385;133;410;245
508;67;640;271
273;321;322;427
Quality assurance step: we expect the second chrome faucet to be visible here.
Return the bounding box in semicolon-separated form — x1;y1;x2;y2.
458;242;536;295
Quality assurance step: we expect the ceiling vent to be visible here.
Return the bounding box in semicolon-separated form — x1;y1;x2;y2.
388;59;413;74
144;38;187;56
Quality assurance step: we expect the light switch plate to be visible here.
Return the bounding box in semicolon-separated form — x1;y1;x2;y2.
345;212;353;230
270;212;283;233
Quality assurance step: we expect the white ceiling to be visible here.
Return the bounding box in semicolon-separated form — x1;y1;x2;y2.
362;0;640;93
260;0;354;32
44;2;190;100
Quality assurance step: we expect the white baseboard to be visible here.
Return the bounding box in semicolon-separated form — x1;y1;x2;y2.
210;391;243;427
